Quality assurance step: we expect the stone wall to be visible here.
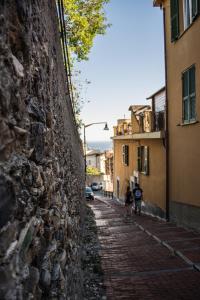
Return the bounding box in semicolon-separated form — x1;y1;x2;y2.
0;1;84;299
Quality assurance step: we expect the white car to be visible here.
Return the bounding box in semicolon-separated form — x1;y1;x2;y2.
91;182;100;191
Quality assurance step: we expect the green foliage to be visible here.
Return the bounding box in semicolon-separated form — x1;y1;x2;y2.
63;0;110;61
61;0;110;130
86;166;101;175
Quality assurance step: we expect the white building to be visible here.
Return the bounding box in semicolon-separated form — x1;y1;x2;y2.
86;149;106;174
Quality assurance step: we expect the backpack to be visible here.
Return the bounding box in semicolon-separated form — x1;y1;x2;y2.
134;188;142;199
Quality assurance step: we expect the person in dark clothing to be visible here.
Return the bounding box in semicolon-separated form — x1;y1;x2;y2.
124;186;133;217
133;183;143;215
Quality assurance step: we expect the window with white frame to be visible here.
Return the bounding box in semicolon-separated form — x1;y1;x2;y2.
183;0;200;29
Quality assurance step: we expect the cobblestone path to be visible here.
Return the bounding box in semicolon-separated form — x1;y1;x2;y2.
89;198;200;300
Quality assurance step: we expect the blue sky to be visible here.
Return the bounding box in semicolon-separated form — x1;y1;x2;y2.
76;0;165;142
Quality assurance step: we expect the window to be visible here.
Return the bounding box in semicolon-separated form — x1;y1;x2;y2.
122;145;129;166
183;0;200;29
137;146;149;175
170;0;180;41
182;65;196;123
171;0;200;41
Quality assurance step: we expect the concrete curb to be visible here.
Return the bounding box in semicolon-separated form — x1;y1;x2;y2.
134;220;200;272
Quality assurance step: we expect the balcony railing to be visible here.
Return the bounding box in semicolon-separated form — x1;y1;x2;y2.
114;111;165;136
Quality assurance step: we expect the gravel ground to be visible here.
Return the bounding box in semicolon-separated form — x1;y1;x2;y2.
81;203;106;300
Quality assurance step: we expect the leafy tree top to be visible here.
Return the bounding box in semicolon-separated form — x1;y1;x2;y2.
63;0;110;61
86;166;101;175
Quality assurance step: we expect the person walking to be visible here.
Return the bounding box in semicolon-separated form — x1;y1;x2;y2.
124;186;133;217
133;183;143;216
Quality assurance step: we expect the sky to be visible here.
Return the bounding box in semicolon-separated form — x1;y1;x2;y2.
76;0;165;142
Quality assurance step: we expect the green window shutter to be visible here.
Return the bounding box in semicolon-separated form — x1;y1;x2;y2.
189;66;195;94
137;147;141;171
192;0;200;19
170;0;179;42
125;145;129;166
122;145;129;166
144;146;149;176
189;66;196;120
182;69;189;122
182;65;196;122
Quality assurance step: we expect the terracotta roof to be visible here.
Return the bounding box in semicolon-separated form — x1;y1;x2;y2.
128;105;151;113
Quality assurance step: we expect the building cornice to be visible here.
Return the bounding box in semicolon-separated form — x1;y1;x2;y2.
112;131;165;140
153;0;163;7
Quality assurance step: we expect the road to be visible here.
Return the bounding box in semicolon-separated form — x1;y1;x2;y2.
89;197;200;300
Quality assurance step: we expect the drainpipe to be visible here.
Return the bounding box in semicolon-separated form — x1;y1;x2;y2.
163;7;169;221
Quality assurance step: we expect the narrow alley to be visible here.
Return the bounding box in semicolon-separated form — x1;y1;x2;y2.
89;197;200;300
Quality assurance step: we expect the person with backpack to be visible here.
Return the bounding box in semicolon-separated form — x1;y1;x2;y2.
133;183;143;216
124;186;133;217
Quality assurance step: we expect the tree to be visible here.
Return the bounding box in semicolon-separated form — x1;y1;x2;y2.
60;0;110;129
63;0;110;61
86;166;100;175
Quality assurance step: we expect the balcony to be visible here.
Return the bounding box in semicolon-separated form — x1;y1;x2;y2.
115;124;132;136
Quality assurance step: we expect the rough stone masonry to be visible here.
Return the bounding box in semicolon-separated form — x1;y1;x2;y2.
0;1;85;299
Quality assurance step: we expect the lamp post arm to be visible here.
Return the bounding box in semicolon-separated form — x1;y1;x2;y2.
84;122;107;128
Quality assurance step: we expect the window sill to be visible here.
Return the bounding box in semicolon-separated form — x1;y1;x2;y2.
140;171;149;176
177;120;199;126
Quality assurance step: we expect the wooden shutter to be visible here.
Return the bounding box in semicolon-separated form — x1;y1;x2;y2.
137;147;141;172
125;145;129;166
170;0;179;42
183;66;196;122
189;66;196;120
192;0;200;19
182;69;189;122
144;146;149;175
122;145;129;166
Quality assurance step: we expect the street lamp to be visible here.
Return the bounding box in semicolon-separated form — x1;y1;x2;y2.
83;122;109;180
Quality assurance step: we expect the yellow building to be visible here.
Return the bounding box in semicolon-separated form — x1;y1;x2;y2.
154;0;200;229
113;88;166;219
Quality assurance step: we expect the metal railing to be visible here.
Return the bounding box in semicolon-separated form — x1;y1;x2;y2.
102;190;113;199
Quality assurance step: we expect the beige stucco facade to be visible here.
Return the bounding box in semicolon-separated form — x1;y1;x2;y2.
155;0;200;228
113;102;166;219
113;138;137;200
139;139;166;217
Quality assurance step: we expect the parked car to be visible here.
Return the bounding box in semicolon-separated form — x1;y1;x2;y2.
85;186;94;200
91;182;100;191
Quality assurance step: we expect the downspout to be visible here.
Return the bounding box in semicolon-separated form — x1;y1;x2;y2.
163;7;170;221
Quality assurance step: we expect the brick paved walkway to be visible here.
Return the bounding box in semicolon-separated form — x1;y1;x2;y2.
89;197;200;300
